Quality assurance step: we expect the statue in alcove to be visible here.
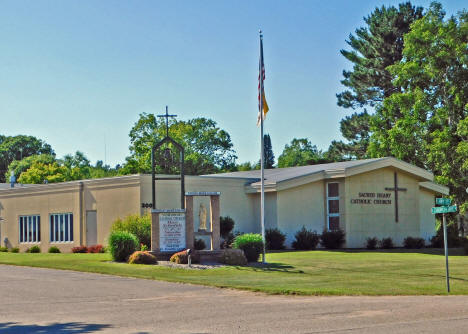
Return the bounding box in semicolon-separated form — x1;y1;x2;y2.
198;203;208;231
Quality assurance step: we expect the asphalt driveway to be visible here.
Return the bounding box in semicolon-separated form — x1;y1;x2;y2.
0;265;467;333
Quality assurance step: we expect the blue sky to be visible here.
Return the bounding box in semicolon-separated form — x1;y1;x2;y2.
1;1;465;167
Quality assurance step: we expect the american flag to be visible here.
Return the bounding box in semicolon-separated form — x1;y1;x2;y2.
257;34;269;126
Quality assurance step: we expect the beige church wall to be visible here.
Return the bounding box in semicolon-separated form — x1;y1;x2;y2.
277;181;325;247
140;175;257;234
345;167;422;247
83;181;141;246
248;192;278;233
419;188;436;241
0;186;81;252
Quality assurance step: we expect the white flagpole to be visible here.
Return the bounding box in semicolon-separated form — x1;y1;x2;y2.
259;30;266;264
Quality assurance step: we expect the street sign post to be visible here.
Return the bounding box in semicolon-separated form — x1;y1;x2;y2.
436;198;452;206
431;200;457;293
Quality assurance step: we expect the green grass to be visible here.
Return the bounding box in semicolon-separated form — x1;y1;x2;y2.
0;249;467;295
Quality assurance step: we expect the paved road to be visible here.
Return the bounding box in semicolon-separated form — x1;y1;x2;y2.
1;265;468;333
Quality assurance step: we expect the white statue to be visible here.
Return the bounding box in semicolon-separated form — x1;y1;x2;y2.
198;203;208;231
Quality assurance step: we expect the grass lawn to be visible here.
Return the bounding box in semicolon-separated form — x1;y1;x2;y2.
0;249;467;295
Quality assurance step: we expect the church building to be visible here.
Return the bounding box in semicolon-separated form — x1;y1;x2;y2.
0;157;448;251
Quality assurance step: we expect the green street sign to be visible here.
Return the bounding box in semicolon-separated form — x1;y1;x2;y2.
436;198;452;206
431;205;457;214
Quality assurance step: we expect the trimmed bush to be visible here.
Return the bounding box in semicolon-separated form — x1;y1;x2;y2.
111;213;151;248
462;237;468;255
321;230;346;249
108;230;138;262
232;233;264;262
221;231;241;249
10;247;19;253
403;237;425;249
72;246;88;253
128;251;158;265
430;223;462;248
219;249;247;265
0;247;7;252
379;237;394;249
48;246;61;253
220;216;235;239
26;245;41;253
87;244;104;253
170;249;200;264
265;228;286;250
292;226;320;250
366;237;378;250
194;238;206;250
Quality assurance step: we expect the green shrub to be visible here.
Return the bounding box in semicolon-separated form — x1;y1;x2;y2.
219;249;247;265
194;238;206;250
221;231;241;249
111;213;151;248
26;245;41;253
108;230;138;262
220;216;235;239
366;237;378;250
48;246;61;253
169;249;200;264
0;247;7;252
430;223;462;248
403;236;425;249
10;247;19;253
128;251;158;265
321;230;346;249
379;237;394;249
292;226;320;250
265;228;286;250
232;233;264;262
462;237;468;255
140;244;148;252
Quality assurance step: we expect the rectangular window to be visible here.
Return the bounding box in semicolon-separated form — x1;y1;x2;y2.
327;183;340;231
19;215;41;243
50;213;73;242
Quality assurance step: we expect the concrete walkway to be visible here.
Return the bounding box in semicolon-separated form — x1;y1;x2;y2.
0;265;467;333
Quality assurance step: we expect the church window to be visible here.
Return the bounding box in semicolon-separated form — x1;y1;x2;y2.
327;183;340;231
19;215;41;243
50;213;73;242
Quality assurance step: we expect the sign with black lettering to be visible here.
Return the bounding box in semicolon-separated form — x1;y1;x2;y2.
350;192;392;205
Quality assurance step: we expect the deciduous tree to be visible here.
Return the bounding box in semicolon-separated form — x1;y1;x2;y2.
0;135;54;182
278;138;325;168
369;3;467;213
122;113;237;175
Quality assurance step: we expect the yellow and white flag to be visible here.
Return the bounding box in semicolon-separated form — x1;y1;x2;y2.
257;35;269;126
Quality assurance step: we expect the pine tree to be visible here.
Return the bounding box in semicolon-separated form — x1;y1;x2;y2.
257;134;275;169
336;2;424;159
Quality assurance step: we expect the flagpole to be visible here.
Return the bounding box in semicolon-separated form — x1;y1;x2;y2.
259;30;266;264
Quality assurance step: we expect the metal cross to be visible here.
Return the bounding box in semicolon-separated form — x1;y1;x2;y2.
385;172;407;223
157;106;177;138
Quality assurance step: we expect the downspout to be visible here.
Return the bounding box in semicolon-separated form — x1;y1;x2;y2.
79;182;84;246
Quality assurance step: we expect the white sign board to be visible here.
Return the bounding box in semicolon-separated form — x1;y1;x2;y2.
159;213;186;252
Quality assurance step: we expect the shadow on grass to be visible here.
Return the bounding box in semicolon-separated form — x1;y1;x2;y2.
0;322;111;333
285;248;467;256
235;262;305;274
